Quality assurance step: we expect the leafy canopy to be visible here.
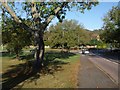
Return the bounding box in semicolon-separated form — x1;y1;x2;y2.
100;6;120;47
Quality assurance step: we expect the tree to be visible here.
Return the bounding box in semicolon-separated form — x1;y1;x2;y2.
100;6;120;48
1;1;98;67
2;18;32;58
44;19;92;49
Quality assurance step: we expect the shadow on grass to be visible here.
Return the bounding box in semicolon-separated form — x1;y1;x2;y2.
19;54;34;61
2;51;76;89
1;51;16;58
1;51;34;61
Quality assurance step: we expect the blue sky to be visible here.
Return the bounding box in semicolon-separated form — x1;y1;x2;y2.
49;2;118;31
5;2;119;31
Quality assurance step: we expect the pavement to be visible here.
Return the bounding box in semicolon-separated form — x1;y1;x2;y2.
77;54;119;88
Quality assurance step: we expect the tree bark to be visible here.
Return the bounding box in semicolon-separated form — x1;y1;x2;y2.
34;31;44;68
15;49;19;60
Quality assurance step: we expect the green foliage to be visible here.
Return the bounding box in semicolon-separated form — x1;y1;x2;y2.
2;18;32;57
88;39;98;46
22;2;98;24
1;1;98;59
44;20;92;48
100;6;120;47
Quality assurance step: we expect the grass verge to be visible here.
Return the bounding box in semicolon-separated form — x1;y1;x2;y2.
1;49;80;88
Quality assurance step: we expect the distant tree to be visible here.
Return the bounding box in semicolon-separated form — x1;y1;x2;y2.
44;19;92;49
88;38;102;46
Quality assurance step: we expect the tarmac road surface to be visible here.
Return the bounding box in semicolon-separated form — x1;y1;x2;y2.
88;54;119;85
77;54;118;88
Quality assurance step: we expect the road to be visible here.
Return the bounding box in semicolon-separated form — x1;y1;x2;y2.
90;49;120;63
78;53;119;88
88;53;119;85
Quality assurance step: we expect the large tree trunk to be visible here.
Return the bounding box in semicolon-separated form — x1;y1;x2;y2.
34;31;44;68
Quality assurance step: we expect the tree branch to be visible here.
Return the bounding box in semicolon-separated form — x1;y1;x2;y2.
1;2;34;33
1;2;22;23
46;2;68;26
31;2;39;20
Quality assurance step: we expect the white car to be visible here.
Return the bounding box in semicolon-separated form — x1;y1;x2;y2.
79;49;89;54
84;50;89;54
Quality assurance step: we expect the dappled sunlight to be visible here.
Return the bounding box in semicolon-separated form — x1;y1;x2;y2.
2;50;76;89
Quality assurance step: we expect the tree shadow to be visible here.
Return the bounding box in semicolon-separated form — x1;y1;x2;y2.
89;48;120;63
2;51;76;89
1;51;15;57
18;53;34;61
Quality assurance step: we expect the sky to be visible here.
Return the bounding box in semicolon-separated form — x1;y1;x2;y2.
1;1;119;31
49;2;118;31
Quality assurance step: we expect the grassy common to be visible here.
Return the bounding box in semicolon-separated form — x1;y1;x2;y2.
1;49;80;88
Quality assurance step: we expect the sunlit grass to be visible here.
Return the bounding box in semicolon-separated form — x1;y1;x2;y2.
15;54;80;88
2;49;80;88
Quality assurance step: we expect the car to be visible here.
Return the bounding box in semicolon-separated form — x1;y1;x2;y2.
84;50;89;54
79;49;89;54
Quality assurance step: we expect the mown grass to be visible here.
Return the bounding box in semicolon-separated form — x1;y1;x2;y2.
15;54;80;88
1;49;80;89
